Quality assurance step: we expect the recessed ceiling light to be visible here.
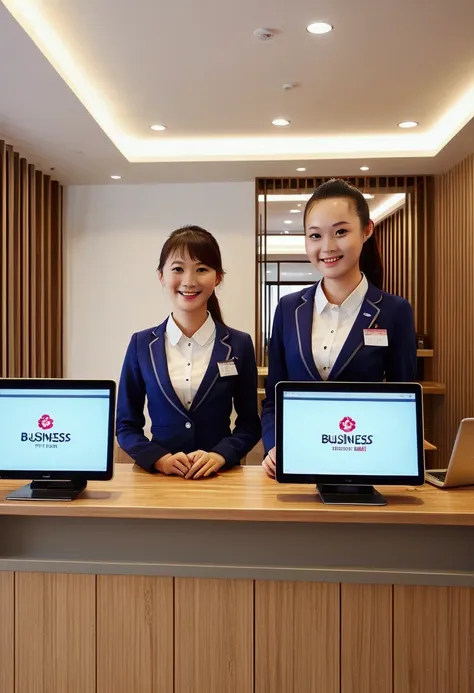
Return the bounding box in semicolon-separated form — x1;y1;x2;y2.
397;121;418;129
360;166;369;171
272;118;291;127
110;175;121;180
284;230;290;235
297;204;302;207
284;220;292;224
289;209;301;213
150;124;167;131
296;167;306;172
307;22;333;34
363;193;374;199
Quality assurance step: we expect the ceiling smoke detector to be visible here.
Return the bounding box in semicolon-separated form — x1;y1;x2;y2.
254;28;275;41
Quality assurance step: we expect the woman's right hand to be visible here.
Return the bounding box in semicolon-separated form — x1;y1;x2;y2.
262;447;276;479
154;452;191;476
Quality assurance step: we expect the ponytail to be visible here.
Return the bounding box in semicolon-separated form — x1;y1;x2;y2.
360;235;384;289
207;290;224;325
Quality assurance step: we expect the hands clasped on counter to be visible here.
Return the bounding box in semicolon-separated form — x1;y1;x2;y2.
155;450;226;479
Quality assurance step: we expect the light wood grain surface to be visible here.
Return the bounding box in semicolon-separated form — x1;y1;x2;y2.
175;578;253;693
394;585;474;693
97;575;173;693
341;584;393;693
255;580;339;693
15;572;96;693
0;464;473;525
0;572;13;693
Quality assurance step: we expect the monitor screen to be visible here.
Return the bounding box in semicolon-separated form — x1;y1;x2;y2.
0;381;115;479
276;382;424;485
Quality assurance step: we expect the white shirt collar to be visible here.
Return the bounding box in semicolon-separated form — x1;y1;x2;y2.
315;274;368;316
166;312;215;347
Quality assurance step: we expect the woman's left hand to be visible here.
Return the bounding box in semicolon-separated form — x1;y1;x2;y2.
185;450;226;479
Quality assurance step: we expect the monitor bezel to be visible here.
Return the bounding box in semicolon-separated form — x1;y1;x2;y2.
276;381;425;486
0;378;116;481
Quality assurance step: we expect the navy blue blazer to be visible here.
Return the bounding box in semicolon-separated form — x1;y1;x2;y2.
116;319;261;473
262;281;417;453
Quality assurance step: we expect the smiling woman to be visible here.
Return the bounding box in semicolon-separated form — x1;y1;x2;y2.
261;179;417;479
116;225;261;479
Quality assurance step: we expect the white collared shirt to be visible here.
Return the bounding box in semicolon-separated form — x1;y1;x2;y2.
312;275;368;380
165;313;216;410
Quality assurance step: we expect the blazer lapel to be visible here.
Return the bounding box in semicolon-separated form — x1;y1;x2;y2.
295;284;321;381
149;321;189;419
329;283;383;380
191;322;232;412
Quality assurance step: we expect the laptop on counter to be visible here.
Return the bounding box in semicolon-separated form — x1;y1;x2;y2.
425;418;474;488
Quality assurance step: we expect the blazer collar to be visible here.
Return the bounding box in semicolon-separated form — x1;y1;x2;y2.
295;281;384;382
329;282;383;380
149;320;232;416
191;321;232;412
295;284;321;381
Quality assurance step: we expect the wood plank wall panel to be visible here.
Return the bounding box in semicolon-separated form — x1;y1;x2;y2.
394;585;474;693
255;580;340;693
0;139;62;378
432;154;474;463
0;572;14;693
175;577;253;693
97;575;173;693
341;583;393;693
15;572;96;693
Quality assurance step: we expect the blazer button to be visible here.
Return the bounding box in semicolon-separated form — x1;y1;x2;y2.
185;422;192;429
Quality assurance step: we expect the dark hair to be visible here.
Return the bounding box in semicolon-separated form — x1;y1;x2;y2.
303;178;384;289
157;225;225;324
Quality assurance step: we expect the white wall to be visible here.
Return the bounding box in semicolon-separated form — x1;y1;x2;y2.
65;182;255;382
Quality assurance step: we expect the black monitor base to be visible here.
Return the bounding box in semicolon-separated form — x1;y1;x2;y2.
317;484;387;506
6;479;87;502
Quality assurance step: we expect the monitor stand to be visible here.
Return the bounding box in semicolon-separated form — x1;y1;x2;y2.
316;484;387;506
6;479;87;502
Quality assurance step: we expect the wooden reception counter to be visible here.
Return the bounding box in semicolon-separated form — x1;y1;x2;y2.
0;465;473;693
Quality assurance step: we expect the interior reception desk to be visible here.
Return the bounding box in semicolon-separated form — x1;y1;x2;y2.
0;464;473;693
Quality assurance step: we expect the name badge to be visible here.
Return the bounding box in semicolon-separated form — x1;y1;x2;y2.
364;329;388;347
217;360;238;377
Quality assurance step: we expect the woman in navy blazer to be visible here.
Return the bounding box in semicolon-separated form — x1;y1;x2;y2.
117;226;261;478
262;179;417;477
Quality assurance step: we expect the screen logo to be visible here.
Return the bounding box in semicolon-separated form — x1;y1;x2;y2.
21;414;72;447
339;416;356;433
38;414;54;430
322;416;373;451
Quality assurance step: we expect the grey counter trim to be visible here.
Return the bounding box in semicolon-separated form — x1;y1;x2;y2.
0;559;472;587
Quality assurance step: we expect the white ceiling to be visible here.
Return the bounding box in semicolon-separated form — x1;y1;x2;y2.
1;0;474;184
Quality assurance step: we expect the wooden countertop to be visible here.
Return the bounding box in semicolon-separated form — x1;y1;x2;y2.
0;465;473;525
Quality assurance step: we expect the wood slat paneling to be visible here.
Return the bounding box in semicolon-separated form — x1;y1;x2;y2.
175;577;253;693
0;139;62;377
97;575;173;693
432;154;474;463
394;585;474;693
255;580;339;693
15;572;96;693
341;583;393;693
0;572;14;693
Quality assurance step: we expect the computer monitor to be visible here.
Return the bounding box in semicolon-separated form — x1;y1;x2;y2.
0;379;116;501
276;381;425;505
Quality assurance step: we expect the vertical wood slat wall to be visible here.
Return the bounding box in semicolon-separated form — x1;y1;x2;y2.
375;207;409;299
0;139;63;378
432;154;474;462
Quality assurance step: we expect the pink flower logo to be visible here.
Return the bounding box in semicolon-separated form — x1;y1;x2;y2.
38;414;54;430
339;416;356;433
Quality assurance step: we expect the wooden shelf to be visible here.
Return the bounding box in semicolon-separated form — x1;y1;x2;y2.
259;350;433;376
420;381;445;395
424;440;437;451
